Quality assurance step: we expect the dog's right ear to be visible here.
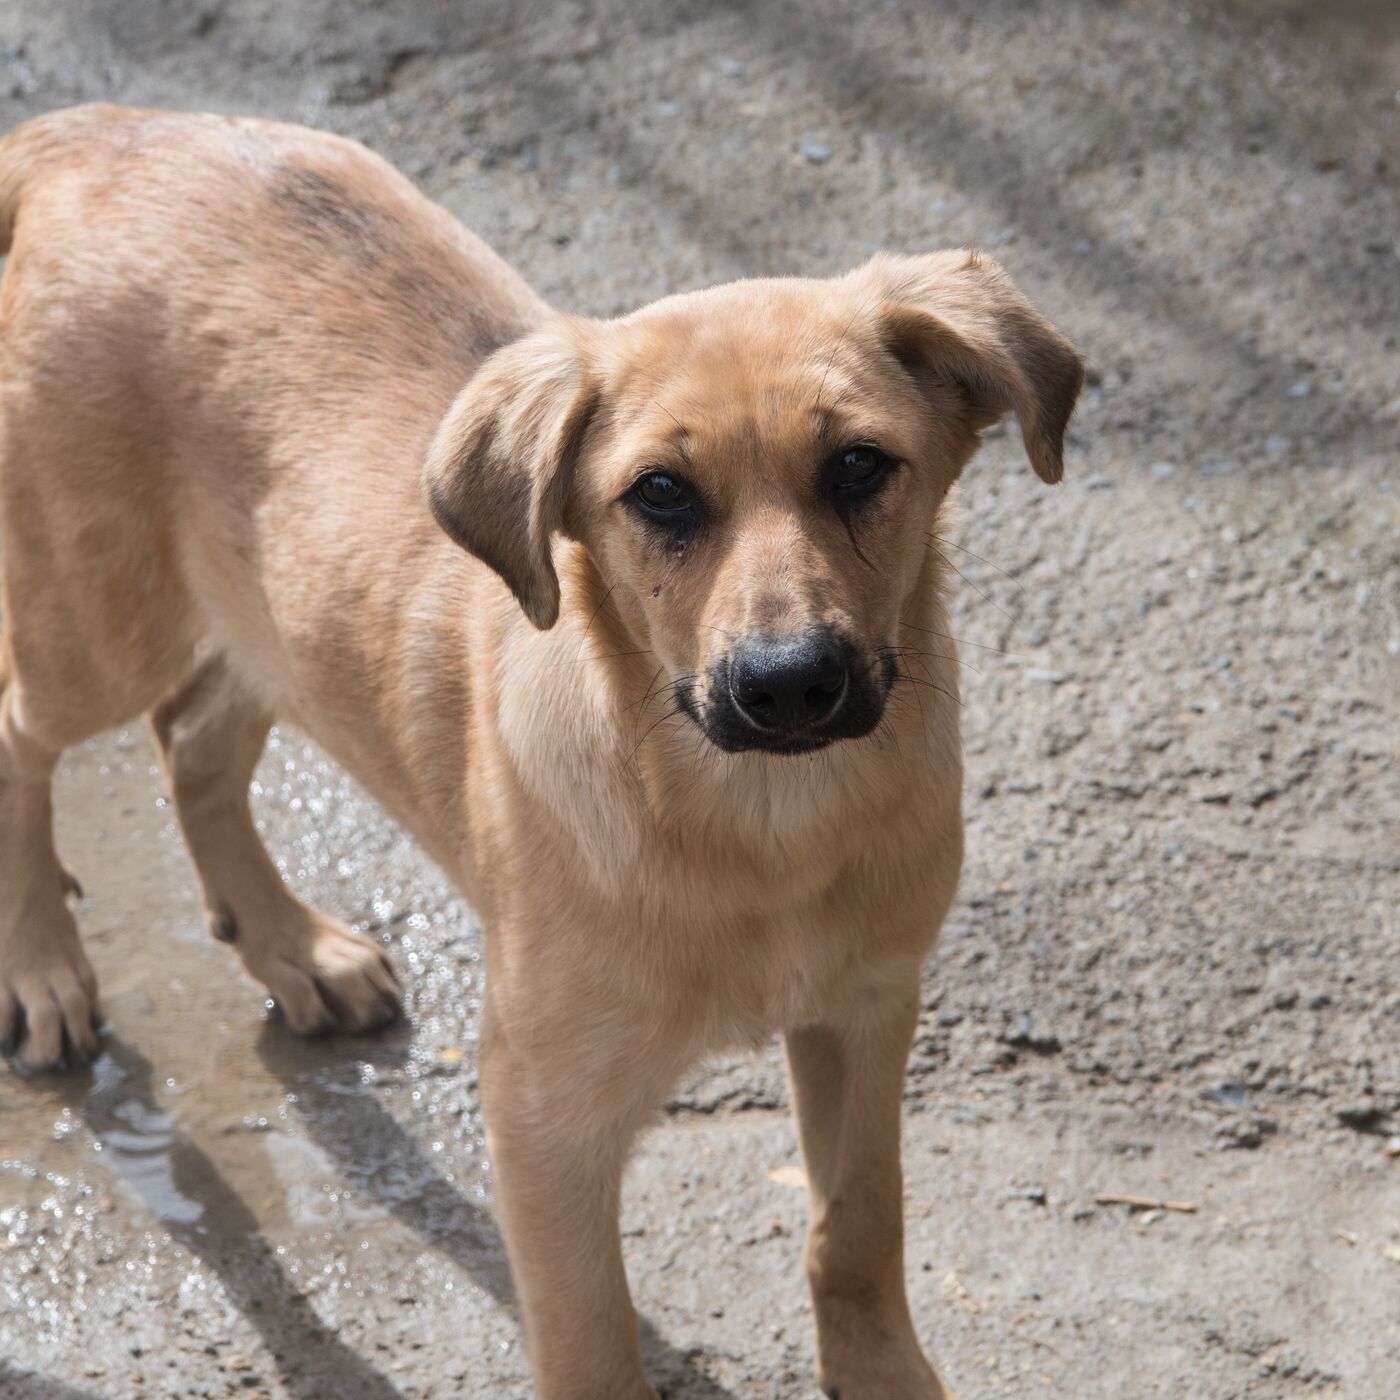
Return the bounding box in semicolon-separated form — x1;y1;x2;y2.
424;319;598;630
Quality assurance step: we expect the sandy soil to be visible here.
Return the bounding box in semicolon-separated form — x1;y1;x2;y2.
1;2;1397;1397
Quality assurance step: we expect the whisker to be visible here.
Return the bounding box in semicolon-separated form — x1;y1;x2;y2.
813;288;879;418
626;703;687;768
898;655;931;757
579;648;656;664
626;665;668;717
924;540;1013;620
894;669;964;708
574;582;618;661
886;645;984;677
897;620;1012;655
927;533;1026;594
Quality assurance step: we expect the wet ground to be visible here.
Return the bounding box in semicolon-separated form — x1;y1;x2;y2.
2;2;1399;1397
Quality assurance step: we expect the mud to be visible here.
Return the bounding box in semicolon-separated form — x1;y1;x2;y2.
1;2;1398;1397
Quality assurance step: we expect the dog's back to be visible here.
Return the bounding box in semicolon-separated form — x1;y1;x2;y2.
0;105;540;763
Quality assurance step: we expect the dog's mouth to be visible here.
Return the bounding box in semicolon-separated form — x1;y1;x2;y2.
673;635;894;756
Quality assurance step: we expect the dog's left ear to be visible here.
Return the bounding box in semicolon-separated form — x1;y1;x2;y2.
862;250;1084;483
424;318;598;629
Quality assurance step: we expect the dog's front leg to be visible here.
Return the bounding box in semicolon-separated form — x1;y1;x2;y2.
785;979;952;1400
480;993;661;1400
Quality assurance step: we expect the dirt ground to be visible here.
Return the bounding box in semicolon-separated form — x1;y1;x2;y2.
1;2;1398;1397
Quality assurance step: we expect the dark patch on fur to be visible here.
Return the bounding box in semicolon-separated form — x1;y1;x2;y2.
212;908;238;944
0;1004;23;1057
271;166;389;259
269;165;532;375
427;458;537;616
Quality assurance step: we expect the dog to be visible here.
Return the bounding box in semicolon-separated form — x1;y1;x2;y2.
0;105;1081;1399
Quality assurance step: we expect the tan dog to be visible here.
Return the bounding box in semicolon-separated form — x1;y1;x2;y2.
0;106;1081;1399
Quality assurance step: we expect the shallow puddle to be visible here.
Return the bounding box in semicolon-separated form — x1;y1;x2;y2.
0;724;516;1392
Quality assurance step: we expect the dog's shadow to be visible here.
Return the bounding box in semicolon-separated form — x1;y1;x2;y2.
40;1030;742;1400
252;1024;742;1400
55;1036;405;1399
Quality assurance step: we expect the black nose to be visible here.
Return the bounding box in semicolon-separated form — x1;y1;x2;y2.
729;635;849;733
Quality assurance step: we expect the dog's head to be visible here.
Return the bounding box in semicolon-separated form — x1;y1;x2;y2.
425;251;1082;755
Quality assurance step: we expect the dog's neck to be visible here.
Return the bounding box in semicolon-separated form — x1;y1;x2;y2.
486;548;960;913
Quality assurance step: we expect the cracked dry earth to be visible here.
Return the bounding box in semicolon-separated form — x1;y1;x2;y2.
1;2;1398;1397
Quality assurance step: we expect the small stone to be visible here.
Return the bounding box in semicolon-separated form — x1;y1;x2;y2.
1337;1103;1387;1132
800;137;832;164
1216;1116;1277;1150
1002;1015;1061;1055
1202;1082;1254;1110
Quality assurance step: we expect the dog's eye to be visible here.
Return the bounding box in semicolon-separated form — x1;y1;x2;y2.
632;471;693;515
829;445;896;499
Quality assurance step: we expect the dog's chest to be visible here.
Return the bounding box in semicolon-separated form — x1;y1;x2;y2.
720;912;877;1041
609;846;938;1048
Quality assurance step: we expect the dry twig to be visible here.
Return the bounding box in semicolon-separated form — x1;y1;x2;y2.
1094;1193;1197;1214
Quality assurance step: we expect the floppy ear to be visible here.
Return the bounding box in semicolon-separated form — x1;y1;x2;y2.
865;250;1084;483
423;319;598;629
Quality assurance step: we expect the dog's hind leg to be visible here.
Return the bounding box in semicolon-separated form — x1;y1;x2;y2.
151;658;400;1035
0;638;101;1069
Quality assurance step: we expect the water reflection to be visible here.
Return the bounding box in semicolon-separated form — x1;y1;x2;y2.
74;1038;405;1400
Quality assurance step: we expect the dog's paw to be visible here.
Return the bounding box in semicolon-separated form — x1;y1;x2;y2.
239;912;401;1035
821;1379;951;1400
818;1352;952;1400
0;910;102;1070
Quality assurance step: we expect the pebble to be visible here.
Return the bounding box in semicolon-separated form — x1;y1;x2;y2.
1337;1103;1387;1132
799;137;832;164
1216;1117;1278;1150
1202;1082;1255;1110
